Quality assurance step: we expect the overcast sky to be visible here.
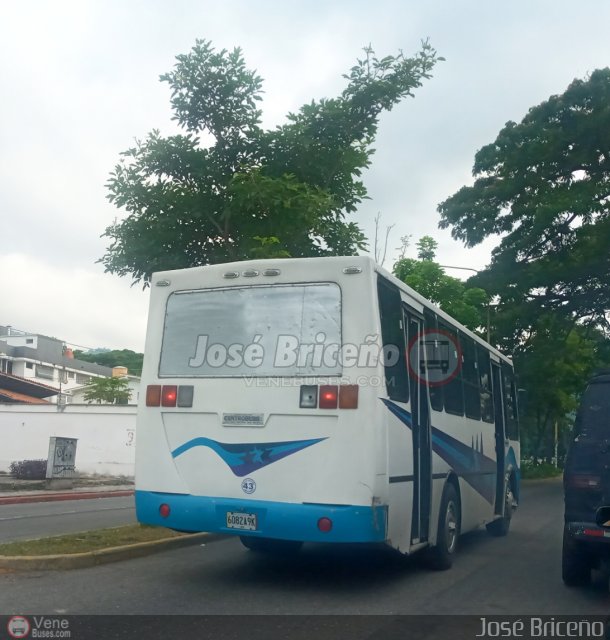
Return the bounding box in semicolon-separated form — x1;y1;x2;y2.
1;0;609;352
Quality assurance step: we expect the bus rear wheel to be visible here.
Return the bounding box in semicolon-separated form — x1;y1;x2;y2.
240;536;303;555
427;483;460;571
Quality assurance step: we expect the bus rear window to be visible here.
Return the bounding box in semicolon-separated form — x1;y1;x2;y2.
159;283;342;377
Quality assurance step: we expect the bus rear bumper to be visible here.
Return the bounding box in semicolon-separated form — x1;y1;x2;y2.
136;490;387;544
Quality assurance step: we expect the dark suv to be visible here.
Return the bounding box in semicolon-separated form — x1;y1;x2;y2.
563;370;610;586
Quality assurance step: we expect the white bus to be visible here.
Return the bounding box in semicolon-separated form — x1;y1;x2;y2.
136;256;519;568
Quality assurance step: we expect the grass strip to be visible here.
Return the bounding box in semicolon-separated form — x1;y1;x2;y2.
0;525;184;556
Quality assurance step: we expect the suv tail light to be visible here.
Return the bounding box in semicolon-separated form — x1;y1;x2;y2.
567;474;601;489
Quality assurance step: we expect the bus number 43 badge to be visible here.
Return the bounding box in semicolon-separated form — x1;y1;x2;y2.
241;478;256;494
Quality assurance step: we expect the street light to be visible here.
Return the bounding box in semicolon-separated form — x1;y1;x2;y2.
439;265;491;343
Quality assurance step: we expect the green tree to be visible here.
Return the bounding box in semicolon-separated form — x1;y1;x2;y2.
438;69;610;328
415;235;438;261
514;315;601;460
392;236;488;332
83;377;132;405
74;349;144;376
102;40;442;285
437;71;610;460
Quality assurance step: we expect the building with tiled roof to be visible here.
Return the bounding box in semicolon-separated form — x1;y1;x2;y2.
0;325;113;404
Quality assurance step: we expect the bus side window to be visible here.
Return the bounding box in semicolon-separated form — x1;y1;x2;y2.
462;334;481;420
477;345;494;423
439;321;464;416
424;309;443;412
503;366;519;440
377;279;409;403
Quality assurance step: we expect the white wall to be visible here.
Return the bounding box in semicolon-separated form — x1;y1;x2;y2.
0;404;136;477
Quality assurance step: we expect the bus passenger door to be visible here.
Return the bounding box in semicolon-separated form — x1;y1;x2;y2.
491;362;506;515
403;307;432;544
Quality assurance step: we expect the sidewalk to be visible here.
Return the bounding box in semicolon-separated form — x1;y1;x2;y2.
0;480;134;505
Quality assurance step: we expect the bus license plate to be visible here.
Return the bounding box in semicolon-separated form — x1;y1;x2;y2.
226;512;257;530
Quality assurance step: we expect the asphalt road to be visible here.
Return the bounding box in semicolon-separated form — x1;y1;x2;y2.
0;496;136;543
1;478;609;619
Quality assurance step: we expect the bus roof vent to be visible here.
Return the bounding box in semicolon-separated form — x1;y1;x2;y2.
223;271;239;279
263;268;281;277
242;269;259;278
343;266;362;275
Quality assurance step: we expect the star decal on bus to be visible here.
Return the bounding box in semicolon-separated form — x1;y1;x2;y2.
171;436;327;477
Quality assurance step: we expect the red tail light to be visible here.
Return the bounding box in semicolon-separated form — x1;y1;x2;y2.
300;384;359;410
339;385;359;409
161;385;178;407
317;517;333;532
159;503;171;518
146;385;161;407
568;474;601;489
319;385;338;409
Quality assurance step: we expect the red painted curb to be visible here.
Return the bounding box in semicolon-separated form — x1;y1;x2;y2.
0;490;134;506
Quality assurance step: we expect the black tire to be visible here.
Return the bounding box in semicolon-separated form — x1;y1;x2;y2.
486;475;514;537
428;483;460;571
240;536;303;555
562;529;592;587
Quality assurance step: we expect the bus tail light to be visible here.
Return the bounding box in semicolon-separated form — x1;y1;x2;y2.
146;385;161;406
299;385;318;408
147;385;193;408
177;385;194;408
339;385;359;409
159;503;171;518
317;517;333;532
161;385;178;407
299;384;359;409
319;385;338;409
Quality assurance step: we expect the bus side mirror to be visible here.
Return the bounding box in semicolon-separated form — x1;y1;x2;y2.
517;389;528;418
595;506;610;529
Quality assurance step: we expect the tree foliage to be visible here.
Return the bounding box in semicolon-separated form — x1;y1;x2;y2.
438;70;610;460
438;69;610;329
392;236;488;331
83;377;132;405
102;40;442;284
74;349;143;376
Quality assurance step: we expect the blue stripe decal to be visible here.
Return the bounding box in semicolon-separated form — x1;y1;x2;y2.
136;491;387;543
171;436;327;477
382;399;497;504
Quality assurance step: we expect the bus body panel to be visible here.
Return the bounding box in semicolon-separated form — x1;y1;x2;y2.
136;256;519;552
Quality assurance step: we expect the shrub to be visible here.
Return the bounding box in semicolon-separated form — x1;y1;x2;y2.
520;459;563;480
9;459;48;480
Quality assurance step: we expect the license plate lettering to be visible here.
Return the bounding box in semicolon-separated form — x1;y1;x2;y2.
226;511;257;530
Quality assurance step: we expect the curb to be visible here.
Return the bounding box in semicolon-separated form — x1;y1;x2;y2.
0;490;134;506
0;532;224;572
